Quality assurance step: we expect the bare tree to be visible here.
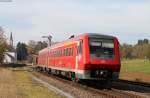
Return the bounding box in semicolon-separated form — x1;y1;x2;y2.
0;26;7;63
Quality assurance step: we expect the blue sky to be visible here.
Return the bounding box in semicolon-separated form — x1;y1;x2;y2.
0;0;150;45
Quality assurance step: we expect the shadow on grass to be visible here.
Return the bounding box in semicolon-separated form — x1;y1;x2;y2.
0;63;27;68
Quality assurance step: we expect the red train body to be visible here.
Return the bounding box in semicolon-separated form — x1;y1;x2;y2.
37;33;121;80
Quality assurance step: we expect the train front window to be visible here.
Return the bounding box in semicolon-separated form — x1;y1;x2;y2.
89;38;114;59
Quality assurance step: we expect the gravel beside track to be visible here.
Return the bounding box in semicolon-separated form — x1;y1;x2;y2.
27;67;149;98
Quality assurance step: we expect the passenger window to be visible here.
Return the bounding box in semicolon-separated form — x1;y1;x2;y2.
60;50;61;56
66;48;69;56
72;48;74;56
77;40;83;55
63;49;65;56
68;48;71;56
65;49;67;56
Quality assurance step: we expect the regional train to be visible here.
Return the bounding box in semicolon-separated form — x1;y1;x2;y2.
37;33;121;81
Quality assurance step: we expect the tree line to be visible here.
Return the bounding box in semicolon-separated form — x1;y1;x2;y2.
16;40;48;62
0;26;150;63
120;40;150;60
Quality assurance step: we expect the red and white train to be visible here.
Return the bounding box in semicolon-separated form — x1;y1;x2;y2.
37;33;121;81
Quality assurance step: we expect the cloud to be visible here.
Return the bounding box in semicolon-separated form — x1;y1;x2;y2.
0;0;150;45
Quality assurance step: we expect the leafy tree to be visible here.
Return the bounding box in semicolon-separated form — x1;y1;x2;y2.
120;44;133;59
147;45;150;60
121;39;150;60
16;42;28;61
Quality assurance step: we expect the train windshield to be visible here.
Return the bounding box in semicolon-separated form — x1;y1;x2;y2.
89;38;114;59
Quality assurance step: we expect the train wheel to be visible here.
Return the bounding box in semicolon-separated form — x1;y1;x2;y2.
36;67;40;72
40;67;43;71
47;68;51;74
71;72;79;82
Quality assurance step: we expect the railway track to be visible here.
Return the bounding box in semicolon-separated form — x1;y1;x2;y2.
27;67;149;98
112;80;150;97
116;79;150;88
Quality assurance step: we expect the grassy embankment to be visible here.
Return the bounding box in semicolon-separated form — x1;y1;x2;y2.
120;59;150;83
0;67;65;98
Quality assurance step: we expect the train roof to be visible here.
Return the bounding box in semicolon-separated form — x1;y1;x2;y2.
78;33;115;39
39;33;116;53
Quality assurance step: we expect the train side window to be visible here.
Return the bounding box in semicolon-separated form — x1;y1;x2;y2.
56;51;58;57
58;50;60;57
72;48;74;56
69;48;71;56
63;49;65;56
64;49;66;56
57;50;59;57
53;51;54;57
70;48;72;56
61;50;62;56
77;40;83;55
59;50;61;57
67;48;69;56
66;48;68;56
66;49;67;56
65;49;67;56
68;48;70;56
55;51;57;57
67;48;68;56
58;50;59;57
54;51;55;57
68;48;71;56
56;51;57;57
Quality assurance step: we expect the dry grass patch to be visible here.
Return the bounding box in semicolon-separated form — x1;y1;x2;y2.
0;67;65;98
0;68;22;98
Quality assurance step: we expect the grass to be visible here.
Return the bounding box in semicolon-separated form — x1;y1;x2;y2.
120;59;150;74
120;59;150;83
0;67;65;98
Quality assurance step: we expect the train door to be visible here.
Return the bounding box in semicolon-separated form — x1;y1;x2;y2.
75;40;83;71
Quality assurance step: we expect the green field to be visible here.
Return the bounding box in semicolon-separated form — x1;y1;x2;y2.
120;59;150;74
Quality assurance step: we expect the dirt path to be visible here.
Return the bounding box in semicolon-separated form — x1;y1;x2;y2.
120;72;150;83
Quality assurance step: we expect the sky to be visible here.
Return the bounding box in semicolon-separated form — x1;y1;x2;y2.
0;0;150;45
